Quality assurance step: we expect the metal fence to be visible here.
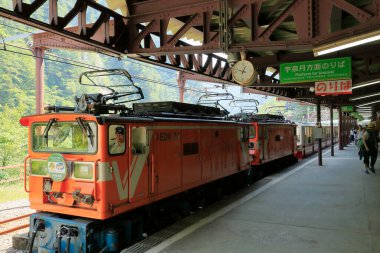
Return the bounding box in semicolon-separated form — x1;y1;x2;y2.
0;164;24;184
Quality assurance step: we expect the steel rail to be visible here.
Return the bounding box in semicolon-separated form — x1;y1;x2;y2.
0;224;29;236
0;213;33;236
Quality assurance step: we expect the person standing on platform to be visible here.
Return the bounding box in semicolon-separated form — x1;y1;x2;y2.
362;122;378;174
350;128;355;143
356;125;365;160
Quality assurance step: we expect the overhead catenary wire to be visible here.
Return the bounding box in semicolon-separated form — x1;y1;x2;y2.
0;43;208;94
0;22;178;75
0;21;209;94
0;22;229;86
0;43;252;101
0;21;253;100
3;44;101;70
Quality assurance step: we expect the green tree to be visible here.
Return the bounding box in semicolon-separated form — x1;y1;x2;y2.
0;105;28;166
258;98;286;115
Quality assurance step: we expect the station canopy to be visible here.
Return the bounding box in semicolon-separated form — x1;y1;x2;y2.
1;0;380;118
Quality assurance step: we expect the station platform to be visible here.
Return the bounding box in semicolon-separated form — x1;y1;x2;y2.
126;144;380;253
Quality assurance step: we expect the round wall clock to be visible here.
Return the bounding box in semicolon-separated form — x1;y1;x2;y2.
231;60;258;86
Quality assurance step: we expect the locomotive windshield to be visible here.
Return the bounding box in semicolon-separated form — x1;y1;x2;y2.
31;120;97;153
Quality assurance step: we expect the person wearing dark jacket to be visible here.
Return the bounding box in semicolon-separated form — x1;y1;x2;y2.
362;122;379;174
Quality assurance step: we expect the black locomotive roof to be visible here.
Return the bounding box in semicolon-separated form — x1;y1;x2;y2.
96;115;244;125
94;101;236;124
229;113;294;124
248;114;285;121
133;101;221;115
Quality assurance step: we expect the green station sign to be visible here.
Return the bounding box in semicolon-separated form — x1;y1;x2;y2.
350;112;359;117
280;57;351;84
350;112;364;121
341;105;354;112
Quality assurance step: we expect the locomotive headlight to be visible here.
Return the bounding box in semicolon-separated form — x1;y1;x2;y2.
73;162;94;180
30;159;48;176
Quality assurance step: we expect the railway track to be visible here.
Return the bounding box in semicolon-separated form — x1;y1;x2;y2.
0;199;33;252
0;213;32;236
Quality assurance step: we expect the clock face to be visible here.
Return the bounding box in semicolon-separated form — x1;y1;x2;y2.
231;60;257;85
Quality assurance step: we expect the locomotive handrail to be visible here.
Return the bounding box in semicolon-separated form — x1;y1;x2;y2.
24;156;30;193
94;159;100;201
151;155;155;194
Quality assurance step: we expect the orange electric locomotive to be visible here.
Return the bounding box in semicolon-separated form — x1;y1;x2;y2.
20;69;251;253
229;100;298;169
247;114;297;167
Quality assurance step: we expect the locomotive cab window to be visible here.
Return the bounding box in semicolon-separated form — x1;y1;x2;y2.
132;127;147;154
249;125;256;138
109;125;126;155
240;126;249;142
32;120;97;153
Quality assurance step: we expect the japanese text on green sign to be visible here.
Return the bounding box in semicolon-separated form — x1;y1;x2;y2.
280;57;351;84
341;105;354;112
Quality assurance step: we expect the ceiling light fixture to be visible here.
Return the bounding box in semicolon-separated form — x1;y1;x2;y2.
313;30;380;57
350;92;380;101
356;107;372;111
356;99;380;107
352;78;380;90
356;107;373;110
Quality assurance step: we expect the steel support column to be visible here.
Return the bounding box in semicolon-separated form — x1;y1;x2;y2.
338;106;343;150
343;113;346;147
317;99;322;166
343;113;348;147
348;115;350;143
34;47;44;114
330;104;334;156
